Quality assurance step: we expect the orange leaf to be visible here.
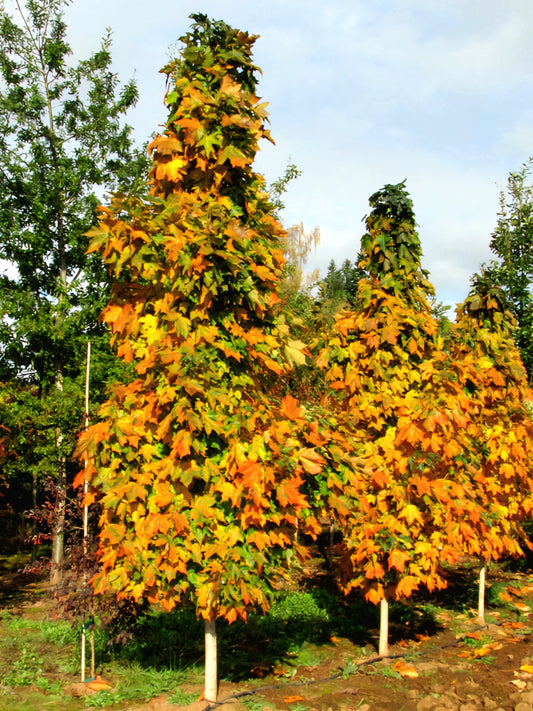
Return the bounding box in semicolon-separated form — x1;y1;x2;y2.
395;576;419;598
502;621;525;629
393;660;418;678
388;548;411;573
371;468;391;488
86;676;113;691
283;696;305;704
281;394;303;421
299;448;325;475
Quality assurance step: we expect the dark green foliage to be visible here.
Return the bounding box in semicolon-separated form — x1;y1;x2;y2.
269;162;302;217
0;0;147;569
483;160;533;380
320;258;365;308
0;0;147;386
361;181;433;302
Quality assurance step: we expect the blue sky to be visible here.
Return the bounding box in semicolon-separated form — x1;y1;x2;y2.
59;1;533;308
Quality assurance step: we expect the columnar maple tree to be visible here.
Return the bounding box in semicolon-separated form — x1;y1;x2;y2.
75;15;360;701
316;183;485;654
452;274;533;619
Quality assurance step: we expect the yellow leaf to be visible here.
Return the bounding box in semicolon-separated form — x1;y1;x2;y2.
156;157;186;182
519;664;533;674
285;339;308;366
399;504;422;526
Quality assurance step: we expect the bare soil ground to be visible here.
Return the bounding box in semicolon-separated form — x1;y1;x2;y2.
1;564;533;711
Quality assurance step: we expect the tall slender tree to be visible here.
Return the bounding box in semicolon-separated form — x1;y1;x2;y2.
75;15;360;701
316;183;482;654
0;0;147;582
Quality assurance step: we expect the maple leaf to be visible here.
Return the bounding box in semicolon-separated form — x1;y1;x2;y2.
388;548;411;573
147;135;183;156
277;480;306;508
365;560;385;579
284;339;308;366
281;394;303;421
299;448;325;475
395;576;419;598
371;468;392;488
399;504;423;526
365;584;384;605
394;660;418;678
156;157;186;182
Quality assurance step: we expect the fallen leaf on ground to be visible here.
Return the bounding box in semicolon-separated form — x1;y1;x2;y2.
519;664;533;674
502;621;525;629
86;677;113;692
463;631;481;640
284;695;305;703
513;602;531;613
393;660;418;678
511;679;527;691
458;642;502;659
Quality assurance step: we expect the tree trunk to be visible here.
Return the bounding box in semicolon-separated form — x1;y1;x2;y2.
379;596;389;657
477;562;487;625
50;433;66;588
204;616;218;704
50;362;66;589
31;470;38;564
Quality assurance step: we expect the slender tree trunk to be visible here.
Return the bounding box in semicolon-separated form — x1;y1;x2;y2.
379;596;389;657
50;252;67;588
204;616;218;704
31;470;38;564
45;53;69;589
477;561;487;625
50;365;66;588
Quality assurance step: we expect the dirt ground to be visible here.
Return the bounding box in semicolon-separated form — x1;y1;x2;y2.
2;566;533;711
138;608;533;711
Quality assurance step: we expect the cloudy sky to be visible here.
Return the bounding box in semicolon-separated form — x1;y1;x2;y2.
58;1;533;307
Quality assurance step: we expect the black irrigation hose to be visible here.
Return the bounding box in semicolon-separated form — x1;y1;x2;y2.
200;618;529;710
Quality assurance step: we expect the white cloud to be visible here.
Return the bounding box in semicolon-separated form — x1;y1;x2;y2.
4;0;529;307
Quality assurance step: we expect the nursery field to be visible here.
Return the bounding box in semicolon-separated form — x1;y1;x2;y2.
1;557;533;711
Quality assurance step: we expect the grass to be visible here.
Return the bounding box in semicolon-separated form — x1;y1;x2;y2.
0;559;532;709
82;664;191;708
